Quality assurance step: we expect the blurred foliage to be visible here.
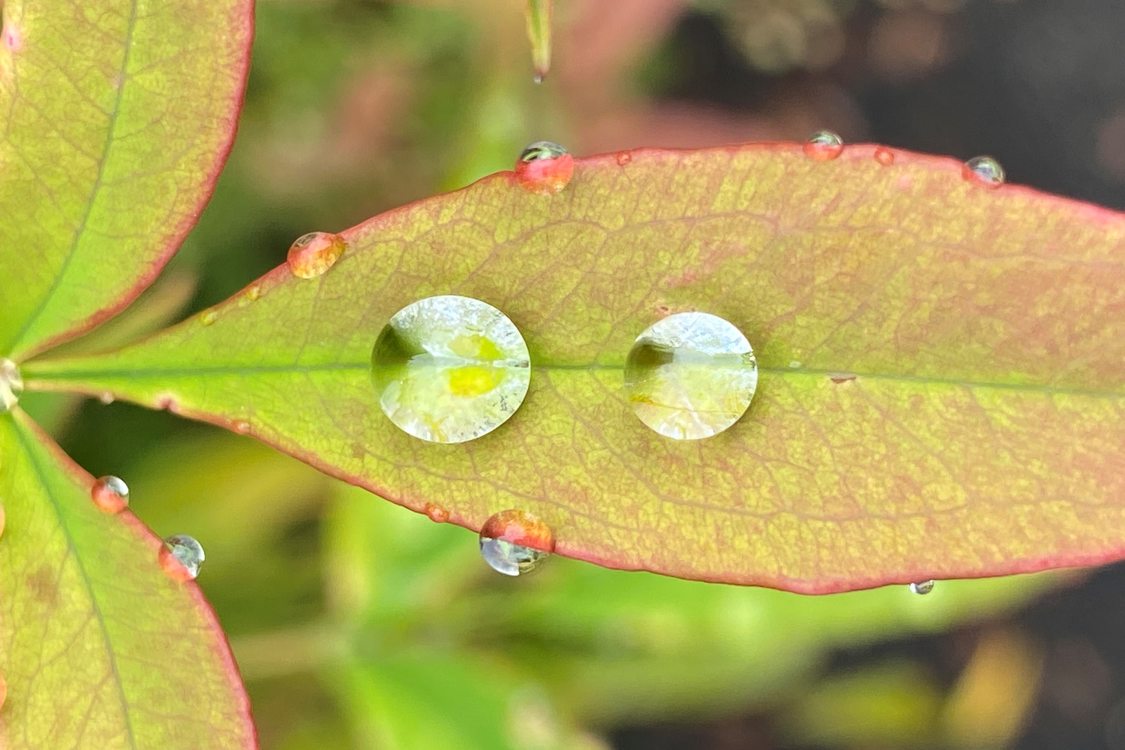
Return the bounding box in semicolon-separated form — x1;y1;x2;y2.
49;0;1125;747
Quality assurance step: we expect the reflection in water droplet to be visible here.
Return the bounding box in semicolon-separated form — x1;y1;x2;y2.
515;140;574;194
624;312;758;440
909;579;935;595
91;475;129;514
804;130;844;161
160;535;205;581
287;232;346;279
962;156;1005;188
874;147;895;166
0;358;22;413
479;509;554;576
371;295;531;444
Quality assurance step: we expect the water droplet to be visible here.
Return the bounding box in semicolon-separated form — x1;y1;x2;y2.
479;509;554;576
98;391;115;405
232;420;250;434
286;231;346;279
874;146;895;166
624;312;758;440
200;310;218;326
962;156;1005;188
424;503;450;523
91;475;129;514
0;358;22;413
804;130;844;161
515;141;574;194
371;295;531;444
909;579;935;595
159;534;205;581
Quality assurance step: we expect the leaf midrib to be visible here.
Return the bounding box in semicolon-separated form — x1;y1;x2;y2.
6;0;140;359
21;362;1124;400
9;417;139;750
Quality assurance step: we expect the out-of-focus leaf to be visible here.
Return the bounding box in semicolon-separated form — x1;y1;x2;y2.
0;413;255;748
0;0;252;359
526;0;552;82
24;145;1125;591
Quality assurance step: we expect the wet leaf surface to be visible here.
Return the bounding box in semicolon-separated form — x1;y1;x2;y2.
26;145;1125;591
0;413;255;748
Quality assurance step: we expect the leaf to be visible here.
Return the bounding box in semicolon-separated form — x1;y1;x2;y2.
0;0;253;360
23;145;1125;591
525;0;551;82
0;412;255;748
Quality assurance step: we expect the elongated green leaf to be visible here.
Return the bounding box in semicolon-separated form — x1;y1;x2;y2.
0;412;255;748
24;145;1125;591
0;0;252;359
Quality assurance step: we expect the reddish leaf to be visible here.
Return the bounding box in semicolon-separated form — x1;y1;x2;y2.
24;144;1125;592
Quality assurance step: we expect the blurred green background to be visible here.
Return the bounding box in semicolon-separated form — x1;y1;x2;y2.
23;1;1125;748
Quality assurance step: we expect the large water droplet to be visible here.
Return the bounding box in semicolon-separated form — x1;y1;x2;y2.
909;579;935;595
962;156;1005;188
91;475;129;514
624;312;758;440
159;534;205;581
515;141;574;194
804;130;844;161
0;358;22;413
479;509;555;577
286;231;346;279
371;295;531;444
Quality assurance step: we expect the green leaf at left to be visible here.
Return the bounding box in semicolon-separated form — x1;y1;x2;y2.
0;0;253;359
0;412;256;748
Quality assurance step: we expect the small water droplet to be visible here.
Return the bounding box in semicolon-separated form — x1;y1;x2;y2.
874;146;895;166
91;475;129;514
533;72;545;85
479;509;554;576
245;284;262;302
286;231;346;279
909;579;935;595
515;140;574;194
200;310;218;326
0;358;23;413
232;420;250;434
625;312;758;440
804;130;844;161
424;503;450;523
962;156;1005;188
98;391;115;405
159;534;205;581
371;295;531;444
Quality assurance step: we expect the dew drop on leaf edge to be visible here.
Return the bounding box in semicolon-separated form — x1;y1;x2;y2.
804;130;844;161
962;156;1005;188
909;580;936;595
479;509;555;576
286;231;347;279
371;295;531;444
515;140;574;194
91;475;129;514
0;358;22;413
159;534;205;581
625;312;758;440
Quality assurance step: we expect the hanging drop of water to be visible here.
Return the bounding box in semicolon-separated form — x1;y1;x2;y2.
371;295;531;444
91;475;129;514
804;130;844;161
159;534;205;581
515;141;574;194
286;231;347;279
624;312;758;440
962;156;1005;188
909;579;935;595
0;358;22;413
479;509;555;577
